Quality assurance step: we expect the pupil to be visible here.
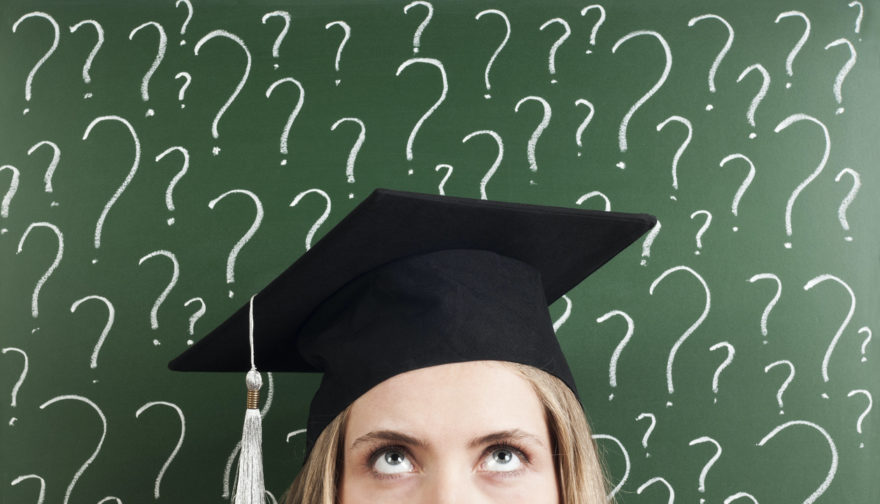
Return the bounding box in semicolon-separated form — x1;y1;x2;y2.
496;450;511;463
385;452;403;465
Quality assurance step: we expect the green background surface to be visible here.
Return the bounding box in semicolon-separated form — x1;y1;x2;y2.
1;0;877;502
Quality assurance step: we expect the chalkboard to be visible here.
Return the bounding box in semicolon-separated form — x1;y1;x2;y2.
1;0;877;502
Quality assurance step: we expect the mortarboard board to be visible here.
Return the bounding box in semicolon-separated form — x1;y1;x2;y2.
170;188;656;463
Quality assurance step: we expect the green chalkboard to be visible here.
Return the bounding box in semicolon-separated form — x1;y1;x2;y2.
1;0;877;502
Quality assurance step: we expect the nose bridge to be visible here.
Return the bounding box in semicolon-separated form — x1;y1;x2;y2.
424;461;476;504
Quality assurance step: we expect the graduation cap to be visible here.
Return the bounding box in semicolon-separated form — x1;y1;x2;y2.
170;188;655;503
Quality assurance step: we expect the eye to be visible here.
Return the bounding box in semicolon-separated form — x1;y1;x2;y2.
481;446;525;473
372;448;415;475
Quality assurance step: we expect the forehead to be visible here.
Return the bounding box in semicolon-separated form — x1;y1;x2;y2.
345;361;548;443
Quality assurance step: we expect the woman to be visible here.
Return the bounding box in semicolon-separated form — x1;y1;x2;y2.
170;188;655;504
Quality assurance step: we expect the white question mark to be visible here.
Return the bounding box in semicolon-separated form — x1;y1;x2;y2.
774;113;829;249
68;20;104;99
403;1;433;54
747;273;782;341
637;477;674;503
462;129;504;200
26;140;61;197
69;295;114;369
574;98;595;157
434;163;453;195
266;77;305;166
539;18;570;84
194;30;252;156
635;413;656;457
655;115;692;198
325;21;351;86
757;420;837;504
16;222;63;318
552;295;572;333
858;326;871;363
174;72;191;108
184;297;206;345
514;95;551;183
474;9;510;99
804;274;855;398
688;436;722;496
650;265;711;407
687;14;734;111
135;401;186;498
330;117;366;193
690;210;712;255
596;310;633;400
709;342;735;403
39;395;107;504
577;191;611;212
2;347;28;425
736;63;770;139
591;434;629;501
824;39;857;115
833;167;860;242
848;1;864;38
223;373;274;498
82;115;142;257
290;188;331;251
138;250;180;339
396;58;448;162
128;21;168;117
10;474;45;504
847;389;872;448
208;189;264;298
764;359;795;415
12;11;60;115
611;30;672;169
155;146;190;225
175;0;193;46
720;154;756;231
640;218;661;266
0;166;20;226
775;11;811;89
286;428;307;444
580;5;605;54
262;11;291;70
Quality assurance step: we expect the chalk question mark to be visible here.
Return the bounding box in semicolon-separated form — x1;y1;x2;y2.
175;0;193;46
17;222;63;319
690;210;712;255
591;434;629;501
514;96;551;184
69;295;114;370
709;342;735;403
747;273;782;341
640;218;661;266
12;11;60;115
27;140;61;199
208;189;264;298
847;389;872;448
635;413;656;457
574;98;595;157
689;436;722;498
637;477;674;503
611;30;672;169
650;265;711;407
596;310;633;400
2;348;28;425
848;1;864;39
551;295;572;333
434;164;453;196
184;297;206;345
174;72;191;108
824;39;857;116
757;420;837;504
396;58;448;162
687;14;734;111
138;250;180;340
577;191;611;212
10;474;45;504
474;9;510;99
462;129;504;200
330;117;366;194
834;167;860;242
325;21;351;86
129;21;168;117
736;63;770;139
539;18;570;84
403;1;433;54
136;401;185;498
155;146;190;225
0;166;20;227
764;360;795;415
774;113;829;249
266;77;305;166
775;11;811;89
82;115;142;258
68;20;104;99
858;326;870;362
580;5;605;54
262;11;291;70
720;154;756;231
655;115;692;198
290;188;331;251
194;30;252;156
804;274;855;398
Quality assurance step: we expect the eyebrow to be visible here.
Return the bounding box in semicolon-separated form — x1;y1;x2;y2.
349;428;545;451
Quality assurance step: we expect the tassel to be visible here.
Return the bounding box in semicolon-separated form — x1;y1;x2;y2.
233;295;265;504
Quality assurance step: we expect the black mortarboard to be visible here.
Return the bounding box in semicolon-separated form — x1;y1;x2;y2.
170;188;656;455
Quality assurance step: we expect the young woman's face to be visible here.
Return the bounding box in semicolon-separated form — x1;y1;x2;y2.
339;361;559;504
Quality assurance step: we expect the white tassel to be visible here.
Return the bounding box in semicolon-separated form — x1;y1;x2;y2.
233;369;265;504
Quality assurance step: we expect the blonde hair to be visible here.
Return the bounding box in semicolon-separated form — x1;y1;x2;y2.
282;362;613;504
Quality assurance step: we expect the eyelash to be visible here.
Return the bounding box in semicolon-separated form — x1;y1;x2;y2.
365;441;532;480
